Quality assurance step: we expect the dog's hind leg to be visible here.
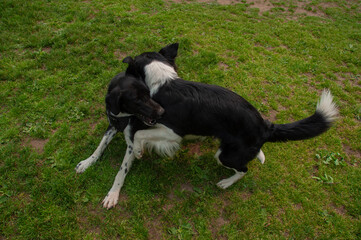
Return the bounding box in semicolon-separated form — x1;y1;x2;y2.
75;125;117;173
102;144;135;209
215;145;251;189
217;170;246;189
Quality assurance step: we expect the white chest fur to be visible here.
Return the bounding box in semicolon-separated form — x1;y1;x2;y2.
144;61;178;96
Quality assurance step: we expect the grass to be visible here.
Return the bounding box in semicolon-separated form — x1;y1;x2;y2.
1;0;360;239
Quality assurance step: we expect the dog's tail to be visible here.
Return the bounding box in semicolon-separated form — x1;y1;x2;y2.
266;90;338;143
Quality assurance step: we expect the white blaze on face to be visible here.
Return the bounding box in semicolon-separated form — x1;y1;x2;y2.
144;60;178;96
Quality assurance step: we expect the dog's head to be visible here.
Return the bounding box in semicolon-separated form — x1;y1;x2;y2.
123;43;179;81
106;74;164;126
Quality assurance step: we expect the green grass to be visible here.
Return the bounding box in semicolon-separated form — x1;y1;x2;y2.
1;0;360;239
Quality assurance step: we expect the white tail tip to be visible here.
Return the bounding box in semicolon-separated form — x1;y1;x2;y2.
316;89;338;123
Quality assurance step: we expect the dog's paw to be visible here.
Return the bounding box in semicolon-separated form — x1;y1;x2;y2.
102;191;119;209
217;178;233;189
133;146;143;159
75;159;93;173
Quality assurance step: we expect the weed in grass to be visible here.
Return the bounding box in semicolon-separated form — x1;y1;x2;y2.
316;151;346;167
168;221;195;239
313;173;334;184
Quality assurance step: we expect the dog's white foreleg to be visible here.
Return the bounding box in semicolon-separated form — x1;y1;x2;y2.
217;170;246;189
75;127;117;173
257;149;265;164
102;144;135;209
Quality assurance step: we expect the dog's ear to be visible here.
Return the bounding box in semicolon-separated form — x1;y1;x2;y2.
159;43;179;60
123;56;139;77
122;56;134;64
106;87;123;114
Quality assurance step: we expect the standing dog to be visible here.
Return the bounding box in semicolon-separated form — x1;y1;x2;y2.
120;43;338;189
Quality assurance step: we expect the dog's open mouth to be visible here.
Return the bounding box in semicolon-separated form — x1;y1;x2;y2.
136;114;157;126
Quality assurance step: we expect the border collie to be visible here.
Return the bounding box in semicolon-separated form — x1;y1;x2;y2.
76;43;337;209
75;72;165;209
121;43;338;189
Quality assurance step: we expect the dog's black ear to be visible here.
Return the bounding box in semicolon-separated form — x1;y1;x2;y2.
122;56;134;64
159;43;179;60
123;56;140;77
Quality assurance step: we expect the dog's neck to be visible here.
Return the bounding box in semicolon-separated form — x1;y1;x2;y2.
144;60;178;96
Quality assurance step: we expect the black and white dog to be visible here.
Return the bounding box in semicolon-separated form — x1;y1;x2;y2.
121;44;338;189
75;72;165;209
76;43;337;209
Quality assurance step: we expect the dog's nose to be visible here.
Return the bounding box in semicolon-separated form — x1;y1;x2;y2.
157;107;165;116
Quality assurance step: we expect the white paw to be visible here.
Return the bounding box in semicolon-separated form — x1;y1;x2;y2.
133;145;143;159
75;158;94;173
102;191;119;209
217;178;233;189
217;172;245;189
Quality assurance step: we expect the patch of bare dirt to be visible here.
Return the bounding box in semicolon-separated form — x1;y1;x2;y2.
167;191;178;200
209;193;233;239
336;73;361;89
267;109;278;122
24;138;49;154
145;215;166;240
293;1;326;18
330;203;347;216
312;165;319;177
293;203;303;210
318;2;339;9
180;183;195;192
185;142;202;156
114;49;127;61
12;192;32;208
247;0;274;14
343;144;361;163
169;0;338;19
89;121;98;131
78;203;129;238
247;0;330;17
42;47;52;53
169;0;243;4
210;214;228;239
162;203;174;211
262;104;286;122
183;142;210;156
218;62;229;70
130;5;138;12
210;216;228;239
167;182;194;200
239;190;252;200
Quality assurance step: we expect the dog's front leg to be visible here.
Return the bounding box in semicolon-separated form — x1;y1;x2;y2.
102;144;135;209
75;126;117;173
